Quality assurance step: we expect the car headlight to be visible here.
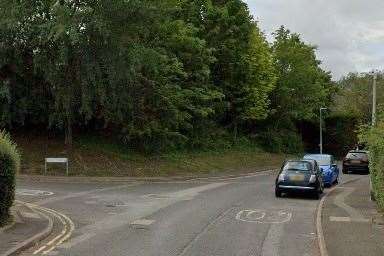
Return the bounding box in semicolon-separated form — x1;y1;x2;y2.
278;174;285;182
309;175;316;183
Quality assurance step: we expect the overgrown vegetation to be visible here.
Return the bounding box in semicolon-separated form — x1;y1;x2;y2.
0;131;20;226
359;119;384;210
0;0;335;158
16;133;288;177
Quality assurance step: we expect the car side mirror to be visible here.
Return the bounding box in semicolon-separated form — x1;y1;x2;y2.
320;168;324;173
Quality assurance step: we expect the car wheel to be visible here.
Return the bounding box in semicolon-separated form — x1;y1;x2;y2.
275;188;282;198
334;176;339;185
313;191;320;199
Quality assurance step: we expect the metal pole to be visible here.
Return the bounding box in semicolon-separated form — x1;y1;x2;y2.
320;108;323;154
372;72;377;126
370;71;377;201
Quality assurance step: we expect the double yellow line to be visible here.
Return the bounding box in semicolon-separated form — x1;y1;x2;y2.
16;200;75;255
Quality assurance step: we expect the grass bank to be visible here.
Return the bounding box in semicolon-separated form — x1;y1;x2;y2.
14;134;290;177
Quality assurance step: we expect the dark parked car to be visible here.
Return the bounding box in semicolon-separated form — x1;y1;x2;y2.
275;160;324;199
342;150;369;174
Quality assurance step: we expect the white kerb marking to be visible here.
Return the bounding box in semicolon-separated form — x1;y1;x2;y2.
131;219;155;226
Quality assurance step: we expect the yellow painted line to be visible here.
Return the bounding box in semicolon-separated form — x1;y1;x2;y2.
41;207;75;255
15;201;75;255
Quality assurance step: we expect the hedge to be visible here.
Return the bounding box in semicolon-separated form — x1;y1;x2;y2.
359;122;384;210
0;131;20;226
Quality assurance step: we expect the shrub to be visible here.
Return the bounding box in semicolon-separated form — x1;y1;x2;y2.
0;131;20;226
359;122;384;210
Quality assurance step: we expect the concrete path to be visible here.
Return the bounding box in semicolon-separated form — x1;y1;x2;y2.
0;202;52;256
322;176;384;256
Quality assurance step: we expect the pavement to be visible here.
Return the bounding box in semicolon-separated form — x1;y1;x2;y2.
322;175;384;256
0;202;52;256
0;169;381;256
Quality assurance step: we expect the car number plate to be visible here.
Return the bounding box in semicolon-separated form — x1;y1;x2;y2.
290;175;304;181
351;160;360;164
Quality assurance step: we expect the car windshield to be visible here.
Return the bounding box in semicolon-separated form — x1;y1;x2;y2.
346;152;368;160
283;161;311;172
304;155;331;165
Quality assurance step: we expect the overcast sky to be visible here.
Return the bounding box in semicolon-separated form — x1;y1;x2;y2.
244;0;384;80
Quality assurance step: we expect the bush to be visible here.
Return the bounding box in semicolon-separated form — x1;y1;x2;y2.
258;129;304;154
0;131;20;226
359;122;384;210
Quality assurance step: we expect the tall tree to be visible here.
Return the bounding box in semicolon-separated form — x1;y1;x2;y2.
184;0;276;140
270;26;334;129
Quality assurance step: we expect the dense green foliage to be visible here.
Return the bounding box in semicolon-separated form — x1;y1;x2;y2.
257;27;334;152
0;1;334;154
0;131;20;226
333;72;384;123
359;119;384;210
330;72;384;155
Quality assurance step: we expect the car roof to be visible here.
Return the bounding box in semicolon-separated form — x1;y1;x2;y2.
348;150;369;154
286;159;316;165
304;154;332;157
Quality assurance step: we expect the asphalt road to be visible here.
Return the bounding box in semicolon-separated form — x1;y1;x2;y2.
15;170;362;256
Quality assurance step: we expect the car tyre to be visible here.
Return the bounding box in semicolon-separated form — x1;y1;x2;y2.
275;188;282;198
313;191;320;200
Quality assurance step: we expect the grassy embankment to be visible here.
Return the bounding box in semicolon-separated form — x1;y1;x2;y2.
14;134;289;177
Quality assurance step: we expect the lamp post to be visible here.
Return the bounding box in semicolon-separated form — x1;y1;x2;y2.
319;107;327;154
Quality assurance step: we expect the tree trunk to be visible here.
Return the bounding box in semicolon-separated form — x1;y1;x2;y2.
65;110;72;152
233;120;238;145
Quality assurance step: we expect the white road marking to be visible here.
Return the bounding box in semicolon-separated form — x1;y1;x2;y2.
35;183;139;205
131;219;155;225
16;189;54;196
236;209;292;224
329;216;370;222
261;223;283;256
178;207;234;256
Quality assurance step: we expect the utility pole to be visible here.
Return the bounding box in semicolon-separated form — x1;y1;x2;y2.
319;107;327;154
370;71;377;201
372;72;377;126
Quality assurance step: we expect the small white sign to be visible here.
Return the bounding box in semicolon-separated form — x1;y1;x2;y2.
45;157;69;175
45;158;68;163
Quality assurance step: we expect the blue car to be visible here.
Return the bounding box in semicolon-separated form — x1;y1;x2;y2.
303;154;339;186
